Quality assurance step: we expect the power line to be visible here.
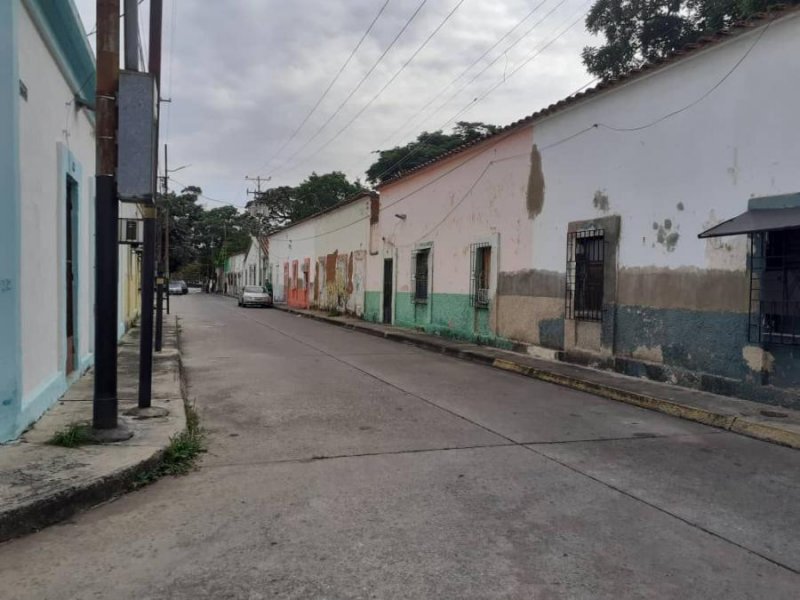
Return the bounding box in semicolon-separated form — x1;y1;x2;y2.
358;0;578;187
375;0;550;155
268;5;773;247
169;177;246;209
268;0;430;177
382;0;558;153
275;0;467;179
259;0;393;175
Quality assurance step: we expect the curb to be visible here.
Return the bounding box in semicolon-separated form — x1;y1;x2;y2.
0;446;168;543
0;319;188;543
275;305;800;450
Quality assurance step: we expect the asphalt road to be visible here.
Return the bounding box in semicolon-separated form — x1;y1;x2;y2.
2;293;798;599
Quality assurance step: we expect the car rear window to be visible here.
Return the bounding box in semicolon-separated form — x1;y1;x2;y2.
244;286;266;293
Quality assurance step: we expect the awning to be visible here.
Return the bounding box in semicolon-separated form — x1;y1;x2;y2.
698;206;800;238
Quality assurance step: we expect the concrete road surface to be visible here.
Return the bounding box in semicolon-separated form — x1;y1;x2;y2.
1;294;798;599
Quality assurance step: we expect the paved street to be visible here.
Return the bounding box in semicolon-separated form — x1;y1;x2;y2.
2;293;798;599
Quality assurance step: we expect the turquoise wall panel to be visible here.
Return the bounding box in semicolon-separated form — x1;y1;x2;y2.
0;0;20;442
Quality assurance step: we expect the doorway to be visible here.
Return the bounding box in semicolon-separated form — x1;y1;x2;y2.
65;176;77;374
383;258;393;323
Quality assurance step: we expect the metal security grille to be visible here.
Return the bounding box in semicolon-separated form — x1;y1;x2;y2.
566;229;605;321
470;242;491;307
412;248;430;303
749;230;800;345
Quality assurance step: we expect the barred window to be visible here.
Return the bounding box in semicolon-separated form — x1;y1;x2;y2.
470;242;491;307
412;248;430;303
566;229;604;321
749;230;800;345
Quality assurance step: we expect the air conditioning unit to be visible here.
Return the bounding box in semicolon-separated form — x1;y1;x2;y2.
118;218;144;245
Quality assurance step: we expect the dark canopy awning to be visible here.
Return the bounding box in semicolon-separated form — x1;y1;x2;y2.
698;206;800;238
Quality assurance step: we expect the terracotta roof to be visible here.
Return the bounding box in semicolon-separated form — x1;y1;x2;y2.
378;4;799;189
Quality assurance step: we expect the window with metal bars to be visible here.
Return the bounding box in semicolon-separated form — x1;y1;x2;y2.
470;242;491;307
749;230;800;345
566;229;605;321
412;248;430;303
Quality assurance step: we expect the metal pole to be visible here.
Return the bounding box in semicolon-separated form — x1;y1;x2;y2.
138;211;155;408
93;0;120;430
155;146;166;348
123;0;138;71
150;0;165;353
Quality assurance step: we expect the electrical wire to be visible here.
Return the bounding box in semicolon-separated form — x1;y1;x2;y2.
274;0;467;179
387;0;565;153
169;177;247;209
375;0;551;154
268;0;430;177
357;0;580;187
259;0;393;175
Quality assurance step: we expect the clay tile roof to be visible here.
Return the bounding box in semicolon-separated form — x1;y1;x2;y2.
377;4;799;189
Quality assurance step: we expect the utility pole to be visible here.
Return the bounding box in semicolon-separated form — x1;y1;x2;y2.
151;2;165;353
127;0;157;412
93;0;123;434
245;175;271;204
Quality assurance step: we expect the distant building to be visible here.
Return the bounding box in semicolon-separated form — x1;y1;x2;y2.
266;7;800;408
267;192;377;314
0;0;141;442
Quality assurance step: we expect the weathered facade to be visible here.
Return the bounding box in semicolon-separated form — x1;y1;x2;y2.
268;192;377;315
359;8;800;408
0;0;141;442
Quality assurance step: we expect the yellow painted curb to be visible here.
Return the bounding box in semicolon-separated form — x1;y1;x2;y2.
731;419;800;450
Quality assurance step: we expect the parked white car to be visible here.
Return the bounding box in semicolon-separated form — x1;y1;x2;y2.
238;285;273;308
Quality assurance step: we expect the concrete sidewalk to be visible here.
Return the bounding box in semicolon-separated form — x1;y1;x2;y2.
276;304;800;450
0;320;186;542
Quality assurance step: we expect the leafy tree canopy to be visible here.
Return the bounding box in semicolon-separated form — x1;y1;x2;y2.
365;121;499;186
157;186;262;279
582;0;793;79
248;171;365;231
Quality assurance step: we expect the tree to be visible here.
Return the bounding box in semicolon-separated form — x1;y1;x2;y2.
292;171;364;221
366;121;499;186
581;0;791;79
248;171;365;230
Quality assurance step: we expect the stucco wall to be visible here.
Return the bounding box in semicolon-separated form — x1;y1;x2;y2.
269;197;372;315
367;126;533;343
524;13;800;402
18;4;95;408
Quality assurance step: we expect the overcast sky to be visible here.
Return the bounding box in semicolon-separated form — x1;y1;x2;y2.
74;0;598;209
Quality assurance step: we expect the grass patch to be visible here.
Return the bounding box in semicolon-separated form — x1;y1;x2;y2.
135;402;205;487
327;309;342;317
48;422;93;448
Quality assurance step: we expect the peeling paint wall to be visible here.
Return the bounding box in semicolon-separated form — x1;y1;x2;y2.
365;126;535;345
523;14;800;405
267;195;372;316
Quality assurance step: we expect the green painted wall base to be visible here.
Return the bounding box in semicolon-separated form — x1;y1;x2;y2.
364;291;516;350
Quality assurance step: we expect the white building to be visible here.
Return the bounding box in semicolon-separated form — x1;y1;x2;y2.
268;192;377;314
357;7;798;407
0;0;140;442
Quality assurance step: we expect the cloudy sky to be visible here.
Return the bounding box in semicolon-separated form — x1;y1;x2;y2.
74;0;598;209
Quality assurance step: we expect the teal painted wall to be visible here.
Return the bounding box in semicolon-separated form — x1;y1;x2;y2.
0;0;20;442
364;291;381;323
391;292;513;348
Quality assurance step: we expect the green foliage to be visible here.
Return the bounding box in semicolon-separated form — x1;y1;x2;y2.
365;121;499;186
48;422;93;448
135;402;205;486
248;171;365;230
582;0;795;79
157;186;260;280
